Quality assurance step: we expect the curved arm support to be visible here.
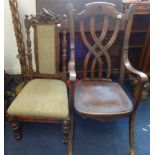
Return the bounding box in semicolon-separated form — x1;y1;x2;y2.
124;51;148;83
124;50;148;109
122;4;148;109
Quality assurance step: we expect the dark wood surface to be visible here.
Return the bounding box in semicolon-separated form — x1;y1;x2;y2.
122;0;150;74
36;0;150;78
36;0;123;15
66;2;134;82
67;2;148;155
74;80;133;116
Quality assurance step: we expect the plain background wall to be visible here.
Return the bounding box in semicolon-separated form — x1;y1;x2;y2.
4;0;36;74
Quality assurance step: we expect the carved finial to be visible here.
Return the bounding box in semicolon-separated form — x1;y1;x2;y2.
27;8;62;23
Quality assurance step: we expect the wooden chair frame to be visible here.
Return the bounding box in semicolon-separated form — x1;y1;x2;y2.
7;8;72;152
66;2;148;155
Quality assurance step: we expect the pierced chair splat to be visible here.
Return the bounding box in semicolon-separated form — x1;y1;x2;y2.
66;2;148;155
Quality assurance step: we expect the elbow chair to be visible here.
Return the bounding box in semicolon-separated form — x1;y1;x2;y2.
66;2;148;155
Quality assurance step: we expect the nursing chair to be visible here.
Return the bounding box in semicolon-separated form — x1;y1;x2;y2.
66;2;148;155
7;9;71;146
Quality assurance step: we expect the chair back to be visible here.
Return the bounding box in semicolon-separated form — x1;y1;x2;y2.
66;2;135;82
24;9;67;80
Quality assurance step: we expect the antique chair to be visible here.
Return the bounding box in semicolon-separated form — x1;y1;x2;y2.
7;9;71;149
66;2;148;155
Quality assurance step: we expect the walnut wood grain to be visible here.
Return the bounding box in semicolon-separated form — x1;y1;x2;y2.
89;17;121;79
67;2;126;80
62;15;68;77
25;15;34;79
74;80;133;116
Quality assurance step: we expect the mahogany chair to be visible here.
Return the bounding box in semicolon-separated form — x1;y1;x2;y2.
7;9;71;150
66;2;148;155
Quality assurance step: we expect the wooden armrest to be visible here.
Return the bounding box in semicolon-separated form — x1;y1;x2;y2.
124;52;148;84
124;52;148;106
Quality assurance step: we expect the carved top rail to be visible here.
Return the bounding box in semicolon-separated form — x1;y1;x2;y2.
66;2;135;81
25;8;63;24
74;2;128;21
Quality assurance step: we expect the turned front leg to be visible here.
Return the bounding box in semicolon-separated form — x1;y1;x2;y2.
11;121;22;140
62;120;70;144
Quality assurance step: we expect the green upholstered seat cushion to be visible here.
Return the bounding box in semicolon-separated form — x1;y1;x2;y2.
7;79;69;119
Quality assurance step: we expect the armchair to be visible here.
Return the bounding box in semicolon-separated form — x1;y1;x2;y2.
66;2;148;155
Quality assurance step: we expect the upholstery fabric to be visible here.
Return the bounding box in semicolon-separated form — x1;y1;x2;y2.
74;81;133;116
37;24;56;74
7;79;69;118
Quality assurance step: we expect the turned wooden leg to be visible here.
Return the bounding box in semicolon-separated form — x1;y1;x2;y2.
11;121;22;140
63;120;69;144
129;114;136;155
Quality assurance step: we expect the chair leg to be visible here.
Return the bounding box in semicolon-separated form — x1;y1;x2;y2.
129;113;136;155
63;120;69;144
68;114;73;155
10;121;22;140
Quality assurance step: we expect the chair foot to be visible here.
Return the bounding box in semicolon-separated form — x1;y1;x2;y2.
11;121;22;140
62;120;69;144
129;114;135;155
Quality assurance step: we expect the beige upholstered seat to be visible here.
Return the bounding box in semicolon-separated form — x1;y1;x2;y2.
8;79;69;118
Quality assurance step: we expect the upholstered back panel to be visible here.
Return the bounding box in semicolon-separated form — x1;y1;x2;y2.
25;11;67;79
36;24;56;74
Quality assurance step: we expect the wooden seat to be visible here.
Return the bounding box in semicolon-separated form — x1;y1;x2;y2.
66;2;148;155
74;80;133;117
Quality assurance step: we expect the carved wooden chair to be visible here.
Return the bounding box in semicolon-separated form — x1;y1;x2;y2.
7;9;71;148
66;2;148;155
